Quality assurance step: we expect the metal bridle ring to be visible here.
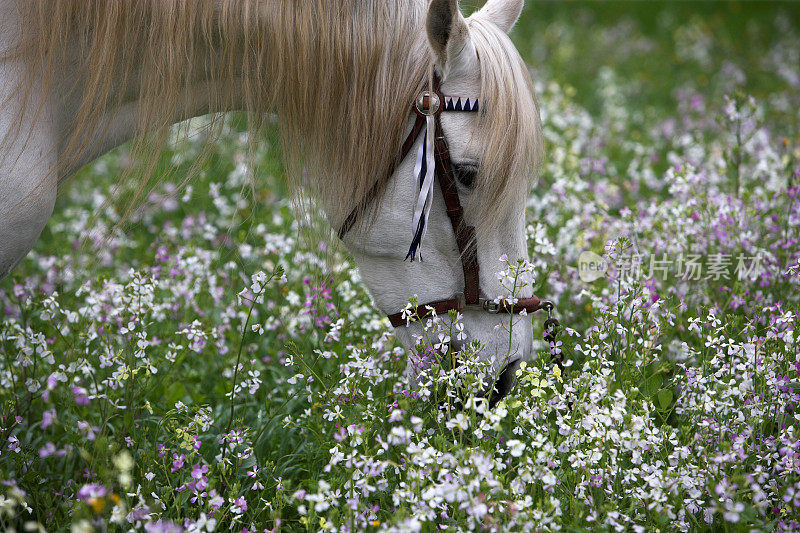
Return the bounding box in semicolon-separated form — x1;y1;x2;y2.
414;91;442;117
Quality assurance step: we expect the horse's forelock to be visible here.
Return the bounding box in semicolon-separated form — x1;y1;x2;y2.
267;1;431;232
465;15;543;241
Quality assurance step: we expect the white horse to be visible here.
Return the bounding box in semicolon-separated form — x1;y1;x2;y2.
0;0;543;400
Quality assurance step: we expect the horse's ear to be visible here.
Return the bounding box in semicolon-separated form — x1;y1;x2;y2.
474;0;524;34
426;0;469;71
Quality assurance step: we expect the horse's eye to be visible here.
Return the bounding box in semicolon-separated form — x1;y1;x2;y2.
454;163;478;189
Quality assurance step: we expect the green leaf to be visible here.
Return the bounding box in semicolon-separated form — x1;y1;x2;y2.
644;373;662;396
657;389;673;410
165;382;186;406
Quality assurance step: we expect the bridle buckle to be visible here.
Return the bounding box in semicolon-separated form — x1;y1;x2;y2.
457;294;499;314
482;299;501;313
456;295;502;314
454;292;466;311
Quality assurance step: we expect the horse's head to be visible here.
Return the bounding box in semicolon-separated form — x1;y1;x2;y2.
341;0;542;402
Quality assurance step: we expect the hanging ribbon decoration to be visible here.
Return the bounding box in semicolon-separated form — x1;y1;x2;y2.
405;92;480;262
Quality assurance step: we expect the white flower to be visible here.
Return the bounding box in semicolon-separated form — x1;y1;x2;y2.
434;333;450;354
446;412;469;431
71;520;93;533
454;322;467;342
188;513;217;532
506;439;525;457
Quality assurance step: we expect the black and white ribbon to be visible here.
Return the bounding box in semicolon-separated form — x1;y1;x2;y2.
405;95;480;262
405;112;436;262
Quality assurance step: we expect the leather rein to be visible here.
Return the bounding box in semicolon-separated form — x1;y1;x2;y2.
337;74;551;329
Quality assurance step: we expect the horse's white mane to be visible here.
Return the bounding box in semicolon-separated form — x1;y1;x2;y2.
3;1;541;237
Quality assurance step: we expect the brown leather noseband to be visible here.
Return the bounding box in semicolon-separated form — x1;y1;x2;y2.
338;74;548;328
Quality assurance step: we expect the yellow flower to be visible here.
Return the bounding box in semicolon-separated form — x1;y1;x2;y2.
552;366;562;383
88;497;105;513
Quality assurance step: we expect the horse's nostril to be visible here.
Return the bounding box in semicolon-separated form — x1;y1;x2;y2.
488;358;522;408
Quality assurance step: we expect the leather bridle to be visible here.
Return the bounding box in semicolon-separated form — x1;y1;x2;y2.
338;74;551;329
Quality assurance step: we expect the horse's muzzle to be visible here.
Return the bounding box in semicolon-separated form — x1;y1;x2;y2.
487;358;522;408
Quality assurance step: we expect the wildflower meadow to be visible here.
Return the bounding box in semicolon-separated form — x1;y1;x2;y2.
2;3;799;531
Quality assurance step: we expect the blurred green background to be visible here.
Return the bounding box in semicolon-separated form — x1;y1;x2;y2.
468;1;799;124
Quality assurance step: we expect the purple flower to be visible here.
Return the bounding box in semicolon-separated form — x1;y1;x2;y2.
784;486;800;508
72;387;90;406
39;442;58;458
144;520;183;533
171;453;185;472
13;284;25;298
230;496;248;514
208;490;224;509
77;483;107;501
191;464;208;480
41;409;57;429
549;340;563;355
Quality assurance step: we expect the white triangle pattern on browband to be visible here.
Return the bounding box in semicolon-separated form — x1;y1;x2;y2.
443;97;480;112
